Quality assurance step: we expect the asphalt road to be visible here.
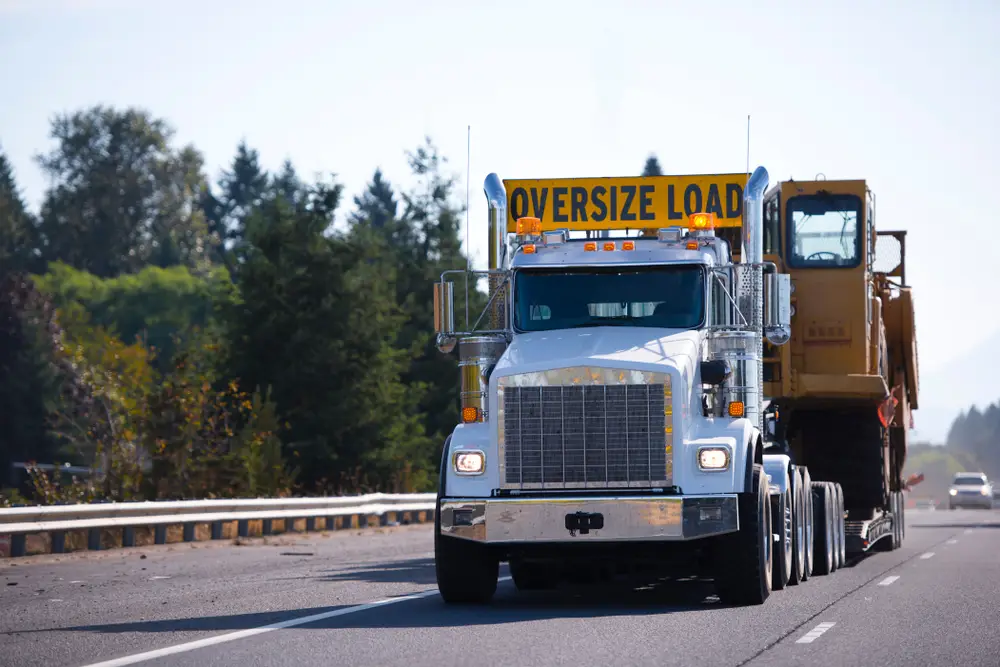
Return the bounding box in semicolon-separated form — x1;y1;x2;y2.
2;508;998;667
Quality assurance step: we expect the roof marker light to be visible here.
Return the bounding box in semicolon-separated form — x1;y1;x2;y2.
603;241;616;251
584;242;597;252
622;241;635;251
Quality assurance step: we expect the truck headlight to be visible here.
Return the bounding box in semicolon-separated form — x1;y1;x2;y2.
697;447;730;471
981;487;991;496
453;450;486;475
949;488;957;496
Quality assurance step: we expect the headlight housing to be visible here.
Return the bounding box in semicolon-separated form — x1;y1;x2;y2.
949;488;957;496
453;450;486;475
981;486;991;496
697;446;730;472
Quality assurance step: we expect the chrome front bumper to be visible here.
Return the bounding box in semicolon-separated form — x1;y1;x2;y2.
439;495;739;544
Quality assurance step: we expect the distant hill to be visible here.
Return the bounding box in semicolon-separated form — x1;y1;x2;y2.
910;330;1000;444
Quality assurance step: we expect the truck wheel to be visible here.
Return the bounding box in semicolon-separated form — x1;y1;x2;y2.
800;467;814;580
833;483;845;568
899;491;906;543
811;481;835;575
715;464;773;605
509;559;556;591
772;486;793;590
788;468;807;586
434;502;499;604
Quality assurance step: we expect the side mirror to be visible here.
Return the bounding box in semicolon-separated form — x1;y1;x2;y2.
764;272;792;346
434;281;457;354
701;359;732;386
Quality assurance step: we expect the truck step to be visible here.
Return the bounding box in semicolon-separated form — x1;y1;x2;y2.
845;513;894;554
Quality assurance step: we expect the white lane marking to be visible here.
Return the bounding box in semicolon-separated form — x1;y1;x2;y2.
920;552;935;560
877;576;900;586
80;577;513;667
148;576;171;580
947;539;958;545
796;622;836;644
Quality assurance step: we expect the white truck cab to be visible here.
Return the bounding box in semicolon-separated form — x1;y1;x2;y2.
432;167;799;605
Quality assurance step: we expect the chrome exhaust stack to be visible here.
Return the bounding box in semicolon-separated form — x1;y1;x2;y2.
484;173;508;331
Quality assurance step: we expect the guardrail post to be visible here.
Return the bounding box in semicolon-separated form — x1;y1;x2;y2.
51;531;66;553
211;521;223;540
305;517;315;532
238;520;249;538
154;526;167;544
122;527;135;548
262;519;273;535
182;523;195;542
87;528;101;551
11;534;26;557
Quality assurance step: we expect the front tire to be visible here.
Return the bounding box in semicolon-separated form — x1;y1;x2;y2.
715;464;773;605
434;501;499;604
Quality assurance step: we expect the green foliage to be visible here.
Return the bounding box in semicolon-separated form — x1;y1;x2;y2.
4;107;491;501
34;105;213;277
34;262;237;373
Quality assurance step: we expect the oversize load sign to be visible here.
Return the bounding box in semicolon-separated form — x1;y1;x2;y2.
503;174;749;232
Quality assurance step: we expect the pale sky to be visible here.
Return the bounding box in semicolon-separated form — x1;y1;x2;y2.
2;0;998;440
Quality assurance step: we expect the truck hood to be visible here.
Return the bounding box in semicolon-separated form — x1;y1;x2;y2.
494;327;703;377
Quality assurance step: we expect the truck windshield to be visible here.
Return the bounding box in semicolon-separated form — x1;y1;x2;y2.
786;193;863;269
513;265;705;332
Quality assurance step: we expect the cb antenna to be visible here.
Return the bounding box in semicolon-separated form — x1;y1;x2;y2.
745;114;751;185
465;124;471;328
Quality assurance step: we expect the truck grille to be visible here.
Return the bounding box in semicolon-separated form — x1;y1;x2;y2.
500;381;672;489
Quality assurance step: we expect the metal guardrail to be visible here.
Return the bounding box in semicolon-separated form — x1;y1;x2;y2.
0;493;437;558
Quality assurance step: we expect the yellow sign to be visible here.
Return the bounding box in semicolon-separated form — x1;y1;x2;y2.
502;174;749;232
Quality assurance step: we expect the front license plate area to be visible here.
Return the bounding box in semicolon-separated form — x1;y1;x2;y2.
565;511;605;535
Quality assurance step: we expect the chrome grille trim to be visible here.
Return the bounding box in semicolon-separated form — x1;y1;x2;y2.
497;367;673;490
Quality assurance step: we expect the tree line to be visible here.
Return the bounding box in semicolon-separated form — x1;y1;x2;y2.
1;105;489;503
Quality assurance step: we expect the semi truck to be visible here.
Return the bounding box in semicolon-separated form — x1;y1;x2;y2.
430;164;917;604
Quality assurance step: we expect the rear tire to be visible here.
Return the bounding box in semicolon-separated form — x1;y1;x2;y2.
715;464;773;605
788;468;807;586
772;486;793;591
833;483;845;568
801;468;814;580
811;481;835;576
434;501;499;604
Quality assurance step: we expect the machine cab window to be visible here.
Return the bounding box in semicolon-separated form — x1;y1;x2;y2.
786;193;863;269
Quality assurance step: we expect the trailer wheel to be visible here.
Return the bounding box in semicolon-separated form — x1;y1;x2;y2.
715;464;773;605
811;481;835;575
434;502;499;604
800;468;814;580
788;468;807;586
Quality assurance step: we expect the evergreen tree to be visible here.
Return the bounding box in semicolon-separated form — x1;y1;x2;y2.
642;154;663;176
0;147;39;274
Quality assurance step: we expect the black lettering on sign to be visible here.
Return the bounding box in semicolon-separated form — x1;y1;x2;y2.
570;187;588;222
553;187;568;223
620;185;637;221
591;186;608;222
510;187;529;220
705;184;723;217
684;185;703;216
639;185;654;221
530;188;548;218
727;183;743;218
667;185;683;220
610;186;618;222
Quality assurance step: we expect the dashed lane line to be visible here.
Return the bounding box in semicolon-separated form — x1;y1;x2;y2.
877;576;900;586
78;577;513;667
796;622;836;644
920;552;935;560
